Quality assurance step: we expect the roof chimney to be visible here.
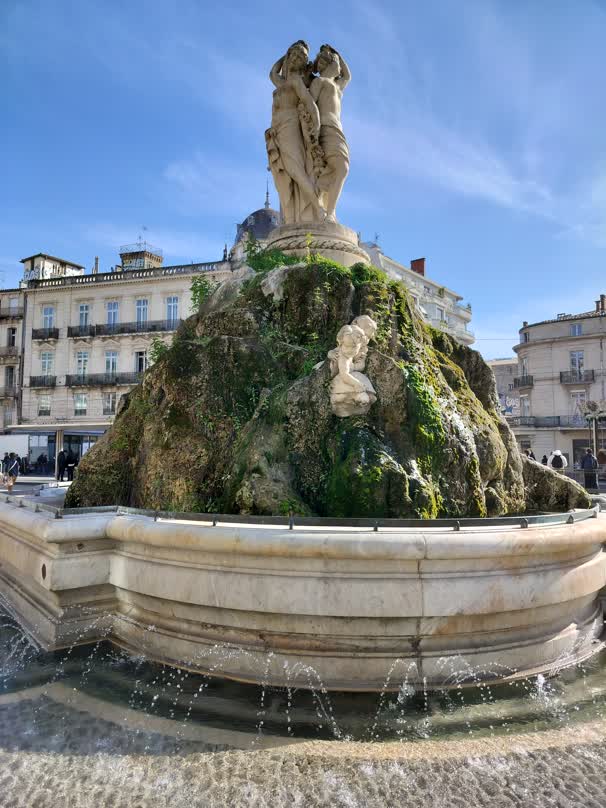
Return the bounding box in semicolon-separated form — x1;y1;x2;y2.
410;257;425;276
601;294;606;312
93;256;99;275
596;300;601;312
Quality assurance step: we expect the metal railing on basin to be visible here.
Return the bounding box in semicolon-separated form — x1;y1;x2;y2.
5;497;600;528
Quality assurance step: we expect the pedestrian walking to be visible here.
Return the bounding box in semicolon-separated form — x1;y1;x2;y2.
524;449;536;460
6;452;19;494
541;454;548;465
581;447;598;490
547;449;568;473
66;450;77;481
57;449;67;482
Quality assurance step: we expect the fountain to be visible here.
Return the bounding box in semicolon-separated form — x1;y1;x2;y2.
1;39;606;806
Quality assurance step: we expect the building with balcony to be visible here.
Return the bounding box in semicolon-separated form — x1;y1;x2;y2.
487;358;519;416
0;289;24;429
510;295;606;465
14;253;237;464
361;245;474;345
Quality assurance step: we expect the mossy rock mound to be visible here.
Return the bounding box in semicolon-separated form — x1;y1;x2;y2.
66;261;589;516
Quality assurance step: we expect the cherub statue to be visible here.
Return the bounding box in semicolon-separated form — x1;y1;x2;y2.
328;315;377;417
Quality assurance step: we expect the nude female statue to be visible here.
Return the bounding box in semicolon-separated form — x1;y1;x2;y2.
265;41;327;224
311;45;351;223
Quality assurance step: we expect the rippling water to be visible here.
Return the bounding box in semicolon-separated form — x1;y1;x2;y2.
2;606;606;746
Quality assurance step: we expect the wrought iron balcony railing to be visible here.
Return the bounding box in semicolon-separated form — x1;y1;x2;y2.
513;375;533;388
0;386;18;398
32;328;59;340
0;307;24;319
67;325;95;338
508;416;536;427
508;414;589;428
66;372;143;387
560;369;595;384
30;375;57;388
94;319;181;337
0;346;18;358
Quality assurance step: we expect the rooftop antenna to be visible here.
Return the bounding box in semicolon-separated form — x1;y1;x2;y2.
264;179;270;210
374;232;380;244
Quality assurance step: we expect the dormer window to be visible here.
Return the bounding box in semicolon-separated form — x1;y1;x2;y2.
570;323;582;337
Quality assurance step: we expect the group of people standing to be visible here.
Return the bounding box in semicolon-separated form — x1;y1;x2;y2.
524;446;599;489
56;449;78;482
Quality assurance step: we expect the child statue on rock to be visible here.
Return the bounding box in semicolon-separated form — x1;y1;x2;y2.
328;315;377;417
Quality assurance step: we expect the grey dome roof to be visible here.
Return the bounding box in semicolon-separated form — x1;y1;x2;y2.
235;207;280;244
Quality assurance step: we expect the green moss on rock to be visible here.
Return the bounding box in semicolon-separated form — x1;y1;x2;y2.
66;262;582;517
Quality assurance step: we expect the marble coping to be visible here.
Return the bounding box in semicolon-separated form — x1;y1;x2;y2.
0;504;603;561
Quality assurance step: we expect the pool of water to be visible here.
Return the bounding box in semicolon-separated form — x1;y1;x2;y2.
2;607;606;746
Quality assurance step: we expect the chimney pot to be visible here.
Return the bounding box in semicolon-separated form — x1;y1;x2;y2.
410;257;425;277
601;294;606;312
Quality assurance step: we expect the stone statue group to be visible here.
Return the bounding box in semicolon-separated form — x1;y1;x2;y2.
266;40;350;225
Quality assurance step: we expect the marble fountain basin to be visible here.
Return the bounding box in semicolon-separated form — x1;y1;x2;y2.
0;500;605;691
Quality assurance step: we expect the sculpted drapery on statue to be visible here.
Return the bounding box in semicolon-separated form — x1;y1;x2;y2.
265;41;350;225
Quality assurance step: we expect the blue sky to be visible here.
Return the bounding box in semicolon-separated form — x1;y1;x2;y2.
1;0;605;358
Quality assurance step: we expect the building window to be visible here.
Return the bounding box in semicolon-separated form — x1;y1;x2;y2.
166;296;179;324
522;332;529;343
7;328;16;347
38;395;51;417
570;350;584;372
5;366;15;389
76;351;89;376
570;323;582;337
570;391;587;425
136;299;148;325
134;351;148;373
436;306;445;321
41;351;54;375
105;350;118;374
74;393;87;416
107;301;119;326
79;304;89;327
520;396;530;417
42;306;55;329
521;357;529;376
103;392;117;415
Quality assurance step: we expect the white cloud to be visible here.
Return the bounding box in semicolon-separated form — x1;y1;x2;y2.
162;151;270;216
346;114;555;218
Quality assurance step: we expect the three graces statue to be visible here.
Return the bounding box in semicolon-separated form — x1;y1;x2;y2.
266;41;350;225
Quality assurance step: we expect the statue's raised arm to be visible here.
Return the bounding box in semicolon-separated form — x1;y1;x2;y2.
269;55;286;88
333;48;351;92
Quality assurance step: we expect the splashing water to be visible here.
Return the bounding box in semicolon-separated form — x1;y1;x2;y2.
2;603;606;750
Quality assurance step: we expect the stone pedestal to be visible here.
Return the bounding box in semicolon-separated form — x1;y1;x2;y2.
266;221;370;267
